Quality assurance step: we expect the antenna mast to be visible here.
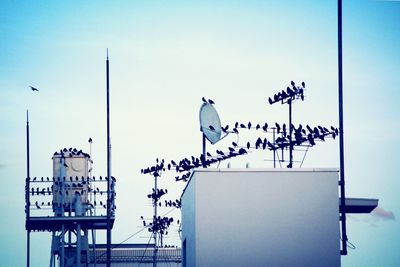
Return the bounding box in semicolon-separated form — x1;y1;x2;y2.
26;110;30;267
338;0;348;255
106;49;112;266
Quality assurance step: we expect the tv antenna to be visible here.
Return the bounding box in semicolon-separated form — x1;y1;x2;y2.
268;81;305;168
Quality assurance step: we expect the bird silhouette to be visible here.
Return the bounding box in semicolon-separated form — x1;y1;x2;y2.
275;123;281;133
307;134;316;146
30;86;39;92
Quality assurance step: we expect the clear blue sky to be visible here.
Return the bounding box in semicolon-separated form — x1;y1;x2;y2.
0;1;399;266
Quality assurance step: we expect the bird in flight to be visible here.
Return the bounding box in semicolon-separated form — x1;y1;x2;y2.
30;86;39;92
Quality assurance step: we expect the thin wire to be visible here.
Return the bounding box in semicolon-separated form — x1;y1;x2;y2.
138;232;154;267
299;145;310;168
93;225;150;262
93;207;178;262
275;150;282;168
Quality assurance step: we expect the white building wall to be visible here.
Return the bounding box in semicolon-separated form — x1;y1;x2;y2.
181;169;340;267
181;172;196;267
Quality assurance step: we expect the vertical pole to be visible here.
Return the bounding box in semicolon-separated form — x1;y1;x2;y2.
106;49;112;266
76;224;81;267
60;158;66;267
61;225;65;267
338;0;348;255
89;139;97;267
288;99;293;168
26;110;30;267
202;133;206;167
153;175;158;267
272;128;276;168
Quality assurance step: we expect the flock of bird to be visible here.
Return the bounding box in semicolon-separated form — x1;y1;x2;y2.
140;84;340;242
141;215;175;236
53;147;91;160
27;175;116;212
268;80;305;105
28;176;115;183
141;122;338;179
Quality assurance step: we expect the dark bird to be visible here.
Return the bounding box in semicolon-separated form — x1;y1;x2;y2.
282;123;287;136
238;148;247;154
208;99;215;105
30;86;39;92
287;87;294;96
275;123;281;133
307;134;316;146
262;123;268;132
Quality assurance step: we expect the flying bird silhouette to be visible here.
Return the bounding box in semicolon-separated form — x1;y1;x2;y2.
30;86;39;92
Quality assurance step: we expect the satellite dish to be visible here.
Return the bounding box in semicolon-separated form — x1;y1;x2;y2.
199;103;222;144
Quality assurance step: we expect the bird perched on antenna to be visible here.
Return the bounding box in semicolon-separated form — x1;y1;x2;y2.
30;86;39;92
202;97;215;105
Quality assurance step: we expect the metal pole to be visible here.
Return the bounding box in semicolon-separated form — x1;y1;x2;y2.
338;0;348;255
26;110;30;267
272;128;276;168
288;99;293;168
202;133;206;165
89;139;97;267
106;49;112;266
77;223;81;267
60;158;66;267
61;224;65;267
153;175;158;267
